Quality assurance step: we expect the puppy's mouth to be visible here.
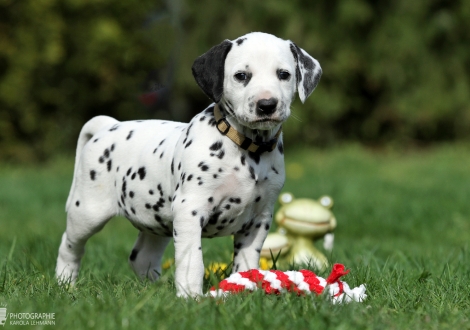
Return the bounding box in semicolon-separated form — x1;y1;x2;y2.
254;118;282;123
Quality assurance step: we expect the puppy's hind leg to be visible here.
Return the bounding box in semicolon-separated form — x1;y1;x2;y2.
56;201;115;284
128;232;171;281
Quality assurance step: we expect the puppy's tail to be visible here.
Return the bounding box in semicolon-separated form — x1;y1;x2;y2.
66;116;119;211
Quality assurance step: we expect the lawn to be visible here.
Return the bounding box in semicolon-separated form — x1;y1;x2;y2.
0;144;469;329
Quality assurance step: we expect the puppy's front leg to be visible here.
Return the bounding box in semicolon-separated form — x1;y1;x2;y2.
173;210;204;298
233;210;273;273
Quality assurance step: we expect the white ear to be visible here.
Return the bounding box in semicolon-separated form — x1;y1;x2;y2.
290;43;322;103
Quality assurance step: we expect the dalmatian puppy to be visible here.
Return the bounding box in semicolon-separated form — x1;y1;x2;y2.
56;32;322;297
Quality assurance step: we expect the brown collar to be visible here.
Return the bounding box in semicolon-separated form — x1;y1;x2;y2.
213;105;282;155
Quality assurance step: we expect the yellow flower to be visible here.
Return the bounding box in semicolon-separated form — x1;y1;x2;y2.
259;257;273;270
204;262;229;279
162;258;174;270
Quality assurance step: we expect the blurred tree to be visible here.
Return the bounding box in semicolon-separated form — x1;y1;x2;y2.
0;0;178;161
1;0;470;162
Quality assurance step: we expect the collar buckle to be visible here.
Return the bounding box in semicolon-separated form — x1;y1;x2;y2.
216;117;231;135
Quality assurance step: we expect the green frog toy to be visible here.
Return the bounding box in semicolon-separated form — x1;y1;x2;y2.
260;193;337;270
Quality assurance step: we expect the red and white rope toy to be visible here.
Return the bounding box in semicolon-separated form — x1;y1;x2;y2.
209;263;367;304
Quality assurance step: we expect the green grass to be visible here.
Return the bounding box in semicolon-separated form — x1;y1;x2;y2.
1;145;469;329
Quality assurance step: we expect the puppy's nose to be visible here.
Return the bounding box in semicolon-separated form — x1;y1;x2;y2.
256;98;278;116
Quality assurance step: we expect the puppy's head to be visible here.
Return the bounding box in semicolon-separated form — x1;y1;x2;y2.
192;32;322;130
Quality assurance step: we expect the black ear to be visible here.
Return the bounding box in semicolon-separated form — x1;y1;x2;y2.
192;40;233;103
290;43;322;103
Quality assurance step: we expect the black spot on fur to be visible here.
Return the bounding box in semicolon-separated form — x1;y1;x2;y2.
248;152;260;164
213;174;218;179
90;170;96;180
187;174;193;181
121;181;127;197
145;203;151;209
129;249;138;261
138;167;146;180
104;148;110;158
178;162;181;171
241;155;246;165
110;144;115;152
209;211;222;224
127;168;132;176
99;156;104;163
210;141;223;151
185;140;193;148
255;196;261;202
94;138;99;143
131;173;136;180
256;223;261;228
198;162;209;171
192;210;197;216
131;207;136;215
278;141;284;154
249;166;256;180
171;159;174;174
109;124;119;131
75;200;80;207
272;166;279;174
149;190;154;195
236;38;247;45
224;204;231;210
129;191;134;198
229;197;241;204
265;224;270;231
160;152;164;159
107;160;112;172
208;197;214;203
200;116;206;121
200;216;205;228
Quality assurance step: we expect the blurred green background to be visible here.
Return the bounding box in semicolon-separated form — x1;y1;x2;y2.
1;0;470;162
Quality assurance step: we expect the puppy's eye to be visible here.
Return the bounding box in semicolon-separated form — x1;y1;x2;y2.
234;72;248;81
277;70;290;80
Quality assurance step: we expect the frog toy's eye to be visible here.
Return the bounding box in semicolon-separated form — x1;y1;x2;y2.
279;192;294;205
319;195;334;209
